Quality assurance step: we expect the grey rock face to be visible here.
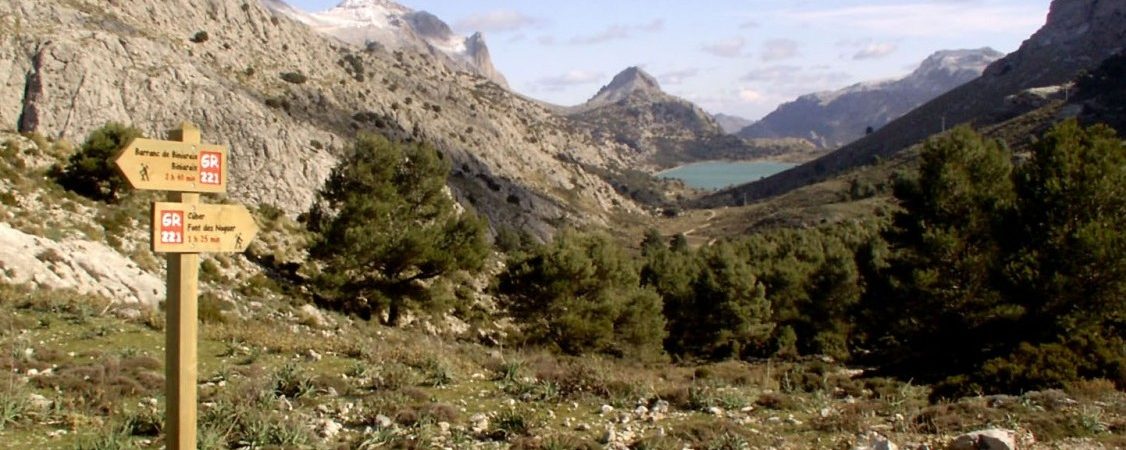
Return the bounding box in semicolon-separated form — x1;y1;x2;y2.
266;0;510;88
0;222;164;306
1;0;642;240
738;48;1003;149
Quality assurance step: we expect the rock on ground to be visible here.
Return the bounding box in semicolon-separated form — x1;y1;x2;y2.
854;431;898;450
947;428;1016;450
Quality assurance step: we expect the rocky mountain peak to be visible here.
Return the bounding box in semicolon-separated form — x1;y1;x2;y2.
910;48;1004;86
586;67;664;106
324;0;410;19
404;10;455;40
263;0;509;87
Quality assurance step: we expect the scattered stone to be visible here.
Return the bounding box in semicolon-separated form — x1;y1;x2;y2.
114;307;143;321
437;421;450;435
375;414;394;429
315;418;342;439
599;425;616;445
298;304;331;328
600;404;614;415
576;423;592;431
469;413;489;433
633;405;649;417
707;406;724;416
651;400;670;414
947;429;1016;450
853;431;898;450
27;393;52;410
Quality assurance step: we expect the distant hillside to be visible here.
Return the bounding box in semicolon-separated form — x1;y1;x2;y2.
569;67;818;167
738;48;1002;149
713;113;752;134
702;0;1126;207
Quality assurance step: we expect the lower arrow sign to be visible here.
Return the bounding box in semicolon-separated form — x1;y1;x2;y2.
152;202;259;253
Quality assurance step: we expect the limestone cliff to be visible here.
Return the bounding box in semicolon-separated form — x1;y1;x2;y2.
0;0;644;239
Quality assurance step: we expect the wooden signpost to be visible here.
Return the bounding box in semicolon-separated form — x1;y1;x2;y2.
115;122;258;450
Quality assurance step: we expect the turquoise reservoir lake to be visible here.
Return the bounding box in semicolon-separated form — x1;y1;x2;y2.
658;161;797;190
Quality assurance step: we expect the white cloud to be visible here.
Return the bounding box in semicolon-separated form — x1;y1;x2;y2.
739;88;764;102
569;19;664;45
853;42;897;60
784;3;1046;38
454;10;540;33
741;65;853;97
739;20;759;30
659;68;700;85
534;70;605;91
760;39;799;62
701;37;747;58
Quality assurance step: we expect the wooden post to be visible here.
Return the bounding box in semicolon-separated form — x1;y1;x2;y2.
165;123;200;450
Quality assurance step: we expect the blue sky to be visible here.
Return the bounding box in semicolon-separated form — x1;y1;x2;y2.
286;0;1052;120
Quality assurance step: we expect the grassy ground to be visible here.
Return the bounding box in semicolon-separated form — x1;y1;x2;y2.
1;283;1123;450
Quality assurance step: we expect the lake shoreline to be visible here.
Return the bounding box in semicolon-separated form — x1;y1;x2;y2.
657;160;798;190
655;158;798;175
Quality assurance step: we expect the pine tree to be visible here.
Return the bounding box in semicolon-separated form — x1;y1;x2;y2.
308;134;487;325
499;230;666;361
871;125;1017;379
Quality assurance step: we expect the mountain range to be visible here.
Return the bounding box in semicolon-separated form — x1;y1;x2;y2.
703;0;1126;207
4;0;1124;237
737;48;1004;149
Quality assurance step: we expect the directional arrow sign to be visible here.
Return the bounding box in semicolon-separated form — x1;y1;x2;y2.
115;138;229;193
152;202;258;253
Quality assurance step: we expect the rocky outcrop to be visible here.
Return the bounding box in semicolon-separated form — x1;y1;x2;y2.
705;0;1126;207
265;0;510;88
0;0;643;240
738;48;1002;149
0;223;164;306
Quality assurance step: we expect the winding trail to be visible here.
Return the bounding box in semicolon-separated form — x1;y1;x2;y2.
681;209;719;246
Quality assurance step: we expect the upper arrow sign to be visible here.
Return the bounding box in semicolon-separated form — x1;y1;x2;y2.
152;202;259;253
115;138;229;193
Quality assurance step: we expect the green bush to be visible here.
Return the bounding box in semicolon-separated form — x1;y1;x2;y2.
279;71;307;84
55;122;142;202
499;230;666;361
190;30;209;43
